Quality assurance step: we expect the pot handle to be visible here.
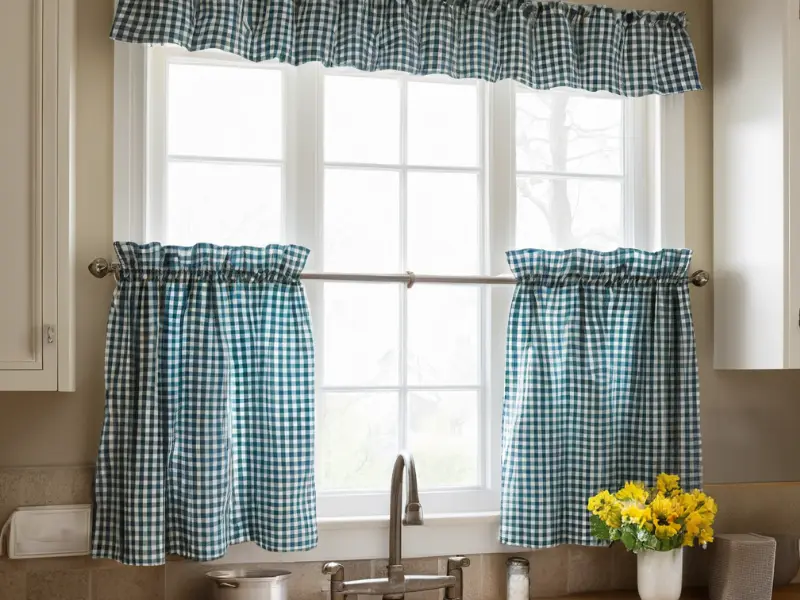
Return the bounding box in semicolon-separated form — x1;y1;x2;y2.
216;581;240;589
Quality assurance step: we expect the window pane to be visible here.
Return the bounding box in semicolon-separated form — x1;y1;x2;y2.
407;81;479;168
515;177;623;251
516;90;623;175
166;162;281;246
323;283;400;386
407;286;480;386
408;391;479;489
318;391;399;491
325;75;400;164
168;64;282;160
407;172;480;275
324;168;400;273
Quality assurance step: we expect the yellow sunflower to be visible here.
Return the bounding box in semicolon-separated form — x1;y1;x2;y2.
675;492;698;517
699;527;714;546
616;482;649;504
656;473;681;496
622;504;653;530
683;511;704;537
696;492;718;517
587;490;622;528
604;504;622;528
650;494;681;540
587;490;614;513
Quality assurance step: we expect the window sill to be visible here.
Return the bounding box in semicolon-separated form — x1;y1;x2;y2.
216;512;522;563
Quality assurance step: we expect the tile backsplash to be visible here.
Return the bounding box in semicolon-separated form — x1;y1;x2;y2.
0;466;798;600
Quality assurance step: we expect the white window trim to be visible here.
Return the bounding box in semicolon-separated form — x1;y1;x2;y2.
112;43;686;563
657;94;687;249
113;42;148;242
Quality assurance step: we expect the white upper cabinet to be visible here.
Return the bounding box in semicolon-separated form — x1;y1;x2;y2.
714;0;800;369
0;0;75;390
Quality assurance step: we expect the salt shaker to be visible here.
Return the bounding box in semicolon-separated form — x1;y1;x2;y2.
506;557;530;600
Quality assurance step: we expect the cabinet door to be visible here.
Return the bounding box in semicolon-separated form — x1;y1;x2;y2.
713;0;800;369
0;0;58;389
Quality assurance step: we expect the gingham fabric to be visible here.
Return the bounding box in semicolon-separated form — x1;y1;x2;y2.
110;0;701;97
92;242;317;566
500;248;701;548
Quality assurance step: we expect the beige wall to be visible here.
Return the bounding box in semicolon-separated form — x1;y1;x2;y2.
0;0;797;483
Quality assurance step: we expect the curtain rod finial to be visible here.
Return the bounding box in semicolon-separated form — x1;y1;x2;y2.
690;270;710;287
88;258;112;279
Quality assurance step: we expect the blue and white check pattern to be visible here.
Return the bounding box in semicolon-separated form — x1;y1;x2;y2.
110;0;701;97
92;242;317;566
500;248;701;548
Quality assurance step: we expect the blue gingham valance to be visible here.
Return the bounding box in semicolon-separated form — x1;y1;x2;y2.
93;242;317;565
110;0;701;97
500;248;701;547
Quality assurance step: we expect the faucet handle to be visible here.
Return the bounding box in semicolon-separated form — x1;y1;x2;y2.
445;557;470;600
323;562;345;580
447;556;470;570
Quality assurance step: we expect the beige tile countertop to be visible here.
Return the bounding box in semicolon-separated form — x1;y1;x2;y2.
536;585;800;599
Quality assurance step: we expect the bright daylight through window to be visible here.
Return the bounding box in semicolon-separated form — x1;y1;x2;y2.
135;45;670;522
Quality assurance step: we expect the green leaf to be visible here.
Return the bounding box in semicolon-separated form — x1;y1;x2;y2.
621;530;637;551
590;515;611;541
655;537;680;552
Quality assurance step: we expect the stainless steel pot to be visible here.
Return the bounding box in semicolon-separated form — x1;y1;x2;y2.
206;568;291;600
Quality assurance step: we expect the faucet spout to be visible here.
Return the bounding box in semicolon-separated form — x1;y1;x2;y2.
389;451;423;567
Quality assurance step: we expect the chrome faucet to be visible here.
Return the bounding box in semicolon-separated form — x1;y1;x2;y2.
390;451;423;564
323;452;470;600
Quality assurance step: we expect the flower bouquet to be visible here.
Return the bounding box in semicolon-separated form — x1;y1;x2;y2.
587;474;717;600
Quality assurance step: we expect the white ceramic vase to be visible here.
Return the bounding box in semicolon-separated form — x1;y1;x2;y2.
637;548;683;600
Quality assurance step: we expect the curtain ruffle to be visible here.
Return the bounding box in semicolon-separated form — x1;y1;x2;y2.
114;242;310;282
110;0;701;96
506;247;693;285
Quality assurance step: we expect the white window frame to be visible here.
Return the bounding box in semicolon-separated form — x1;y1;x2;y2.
113;43;685;562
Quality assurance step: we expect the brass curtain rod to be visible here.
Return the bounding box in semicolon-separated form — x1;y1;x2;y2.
87;257;711;288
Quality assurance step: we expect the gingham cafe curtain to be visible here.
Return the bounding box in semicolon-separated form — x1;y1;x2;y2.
92;242;317;566
500;248;702;548
110;0;701;97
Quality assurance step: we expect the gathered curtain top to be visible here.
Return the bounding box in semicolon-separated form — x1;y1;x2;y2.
114;242;310;282
110;0;701;97
507;248;693;285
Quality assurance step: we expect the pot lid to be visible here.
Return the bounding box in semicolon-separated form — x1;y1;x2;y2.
206;568;291;582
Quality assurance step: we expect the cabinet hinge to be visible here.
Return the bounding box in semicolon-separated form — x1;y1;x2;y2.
46;326;55;344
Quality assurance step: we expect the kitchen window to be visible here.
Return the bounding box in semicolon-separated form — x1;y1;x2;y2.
114;44;684;557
